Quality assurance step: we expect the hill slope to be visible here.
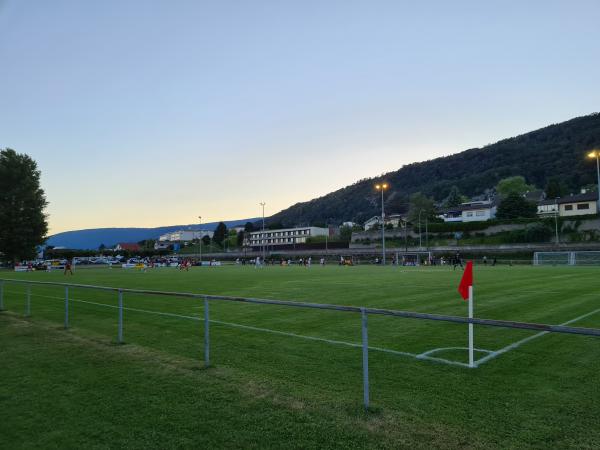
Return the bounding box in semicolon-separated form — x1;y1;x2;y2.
47;218;259;249
270;113;600;226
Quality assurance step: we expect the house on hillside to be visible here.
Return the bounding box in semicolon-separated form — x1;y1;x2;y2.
441;201;497;223
158;230;213;242
114;242;141;252
364;216;382;230
538;190;598;217
364;214;405;230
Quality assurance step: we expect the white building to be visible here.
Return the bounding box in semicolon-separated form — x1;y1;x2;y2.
538;191;598;217
246;226;329;249
442;201;497;223
158;230;214;242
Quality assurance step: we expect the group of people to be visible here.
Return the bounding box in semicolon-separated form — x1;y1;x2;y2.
246;256;324;267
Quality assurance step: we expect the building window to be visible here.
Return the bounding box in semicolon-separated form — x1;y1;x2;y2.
577;203;590;210
475;211;485;216
565;205;573;211
466;212;473;217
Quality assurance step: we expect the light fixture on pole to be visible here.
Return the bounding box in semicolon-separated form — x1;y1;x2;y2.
375;182;389;265
587;149;600;213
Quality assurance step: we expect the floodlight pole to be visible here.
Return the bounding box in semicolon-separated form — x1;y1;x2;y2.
586;150;600;213
260;202;266;261
554;199;559;246
375;183;388;265
380;188;386;265
425;217;428;251
595;153;600;212
418;210;423;250
198;216;202;264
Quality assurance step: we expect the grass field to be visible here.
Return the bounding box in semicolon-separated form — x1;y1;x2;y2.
1;265;600;448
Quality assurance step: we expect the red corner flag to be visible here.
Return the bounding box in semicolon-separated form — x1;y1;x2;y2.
458;260;473;300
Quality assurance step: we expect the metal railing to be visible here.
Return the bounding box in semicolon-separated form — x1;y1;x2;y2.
1;278;600;409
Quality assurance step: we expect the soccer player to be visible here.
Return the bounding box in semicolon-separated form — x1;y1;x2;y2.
64;259;74;275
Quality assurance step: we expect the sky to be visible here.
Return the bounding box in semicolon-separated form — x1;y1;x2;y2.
1;0;599;234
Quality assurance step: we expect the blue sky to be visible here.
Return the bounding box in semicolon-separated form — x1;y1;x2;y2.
1;0;599;234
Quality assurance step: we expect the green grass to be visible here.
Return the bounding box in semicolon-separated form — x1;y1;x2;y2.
1;265;600;448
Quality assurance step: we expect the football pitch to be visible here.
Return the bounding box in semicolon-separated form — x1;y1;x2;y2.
1;265;600;448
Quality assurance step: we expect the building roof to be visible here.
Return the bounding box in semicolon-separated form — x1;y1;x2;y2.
116;243;140;251
523;190;545;202
248;226;327;235
445;202;496;213
538;191;598;206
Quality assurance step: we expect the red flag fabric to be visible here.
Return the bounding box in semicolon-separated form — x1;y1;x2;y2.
458;260;473;300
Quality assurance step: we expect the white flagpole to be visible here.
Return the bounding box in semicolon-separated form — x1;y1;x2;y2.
468;285;474;368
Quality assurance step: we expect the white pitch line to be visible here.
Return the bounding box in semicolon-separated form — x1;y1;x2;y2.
475;307;600;367
418;347;493;357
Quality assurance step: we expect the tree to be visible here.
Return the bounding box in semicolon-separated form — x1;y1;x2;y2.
0;149;48;263
244;222;255;232
496;176;535;198
385;192;409;214
444;186;463;208
99;243;106;251
201;235;211;246
407;192;436;224
544;177;568;199
339;226;353;242
137;239;155;250
212;222;227;246
237;230;245;247
496;192;537;219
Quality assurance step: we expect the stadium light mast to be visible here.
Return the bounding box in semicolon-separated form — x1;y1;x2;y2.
587;149;600;213
418;209;423;250
554;198;559;246
375;182;389;265
198;216;202;264
260;202;266;260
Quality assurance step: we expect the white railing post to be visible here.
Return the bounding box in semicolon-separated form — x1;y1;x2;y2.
361;307;370;410
118;289;123;343
468;286;474;368
64;286;69;329
204;297;210;367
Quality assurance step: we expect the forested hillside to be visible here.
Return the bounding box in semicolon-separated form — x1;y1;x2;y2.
270;113;600;226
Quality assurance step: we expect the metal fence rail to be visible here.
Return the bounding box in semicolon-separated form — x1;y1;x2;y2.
1;278;599;409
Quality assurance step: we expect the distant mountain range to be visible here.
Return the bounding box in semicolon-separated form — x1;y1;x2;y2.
269;113;600;226
46;218;259;249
